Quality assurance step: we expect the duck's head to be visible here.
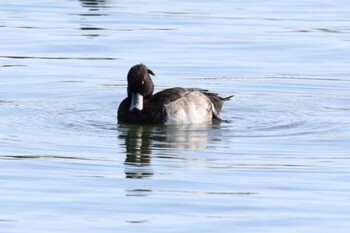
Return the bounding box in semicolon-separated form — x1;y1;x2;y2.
127;64;155;112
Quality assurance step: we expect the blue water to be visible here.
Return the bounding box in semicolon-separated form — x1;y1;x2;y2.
1;0;350;232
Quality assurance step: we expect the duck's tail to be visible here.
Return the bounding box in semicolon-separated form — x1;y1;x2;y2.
220;95;234;102
208;94;234;120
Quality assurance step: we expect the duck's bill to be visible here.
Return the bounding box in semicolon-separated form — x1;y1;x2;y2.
129;92;143;111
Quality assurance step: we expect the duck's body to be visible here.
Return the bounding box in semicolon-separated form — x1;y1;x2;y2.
118;64;232;125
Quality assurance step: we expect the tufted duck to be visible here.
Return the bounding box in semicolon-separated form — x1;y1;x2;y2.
118;64;233;124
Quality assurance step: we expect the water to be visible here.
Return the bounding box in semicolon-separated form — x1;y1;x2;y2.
1;0;350;232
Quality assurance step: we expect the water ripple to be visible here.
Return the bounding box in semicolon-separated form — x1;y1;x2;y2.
0;55;120;60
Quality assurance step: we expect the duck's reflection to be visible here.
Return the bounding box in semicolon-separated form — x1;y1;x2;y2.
118;123;213;179
122;126;153;179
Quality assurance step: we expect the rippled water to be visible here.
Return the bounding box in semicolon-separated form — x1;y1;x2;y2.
1;0;350;232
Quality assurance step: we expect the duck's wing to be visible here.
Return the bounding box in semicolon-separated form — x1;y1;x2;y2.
163;91;213;124
151;87;190;105
151;87;233;122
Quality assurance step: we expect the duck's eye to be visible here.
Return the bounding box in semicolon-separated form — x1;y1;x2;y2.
141;80;145;85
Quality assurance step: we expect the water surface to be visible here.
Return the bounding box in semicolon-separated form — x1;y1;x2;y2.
1;0;350;232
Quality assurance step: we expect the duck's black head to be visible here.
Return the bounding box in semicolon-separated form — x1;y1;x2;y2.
127;64;155;112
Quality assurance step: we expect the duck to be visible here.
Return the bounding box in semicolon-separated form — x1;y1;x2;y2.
118;64;233;124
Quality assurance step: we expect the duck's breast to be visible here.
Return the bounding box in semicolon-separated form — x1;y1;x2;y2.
164;91;213;124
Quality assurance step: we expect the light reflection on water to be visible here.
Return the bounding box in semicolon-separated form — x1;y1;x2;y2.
1;0;350;232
